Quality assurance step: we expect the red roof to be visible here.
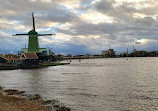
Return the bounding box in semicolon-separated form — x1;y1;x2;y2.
0;54;20;61
7;58;20;60
23;53;38;59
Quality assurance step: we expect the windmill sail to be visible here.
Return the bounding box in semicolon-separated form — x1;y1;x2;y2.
38;34;55;36
32;13;35;31
12;34;28;36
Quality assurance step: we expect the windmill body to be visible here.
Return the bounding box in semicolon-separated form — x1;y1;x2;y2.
13;13;55;55
28;30;39;52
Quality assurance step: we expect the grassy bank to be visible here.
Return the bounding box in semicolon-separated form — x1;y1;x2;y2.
0;91;50;111
42;63;70;66
0;86;70;111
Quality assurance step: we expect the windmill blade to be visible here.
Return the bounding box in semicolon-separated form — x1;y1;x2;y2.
38;34;55;36
12;34;28;36
32;12;35;31
47;46;50;50
47;46;54;51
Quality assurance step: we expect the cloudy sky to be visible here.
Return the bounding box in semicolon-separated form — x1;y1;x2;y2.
0;0;158;55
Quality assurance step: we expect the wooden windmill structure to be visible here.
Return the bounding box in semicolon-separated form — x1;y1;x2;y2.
13;13;55;55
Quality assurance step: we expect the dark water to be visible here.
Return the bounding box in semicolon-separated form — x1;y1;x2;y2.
0;58;158;111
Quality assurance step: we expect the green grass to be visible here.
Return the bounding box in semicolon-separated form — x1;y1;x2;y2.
42;63;70;66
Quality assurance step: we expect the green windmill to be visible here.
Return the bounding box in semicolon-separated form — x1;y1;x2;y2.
13;13;55;55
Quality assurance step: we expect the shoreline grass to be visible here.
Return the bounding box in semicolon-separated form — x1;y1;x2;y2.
42;63;70;66
0;86;71;111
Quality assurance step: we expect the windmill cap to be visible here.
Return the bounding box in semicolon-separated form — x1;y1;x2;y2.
28;30;38;35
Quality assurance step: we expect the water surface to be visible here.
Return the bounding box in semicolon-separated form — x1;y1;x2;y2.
0;57;158;111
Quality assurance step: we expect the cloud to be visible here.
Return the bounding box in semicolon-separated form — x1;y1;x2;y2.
0;0;158;55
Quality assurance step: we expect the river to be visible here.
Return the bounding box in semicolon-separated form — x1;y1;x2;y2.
0;57;158;111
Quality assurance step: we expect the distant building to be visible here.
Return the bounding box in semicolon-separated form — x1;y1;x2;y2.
55;54;64;60
120;52;128;57
128;50;149;57
149;51;158;57
120;48;129;57
66;54;72;57
102;49;115;58
85;54;90;58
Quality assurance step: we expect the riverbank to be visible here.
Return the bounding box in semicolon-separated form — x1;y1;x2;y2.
0;62;70;70
42;62;70;66
0;86;70;111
